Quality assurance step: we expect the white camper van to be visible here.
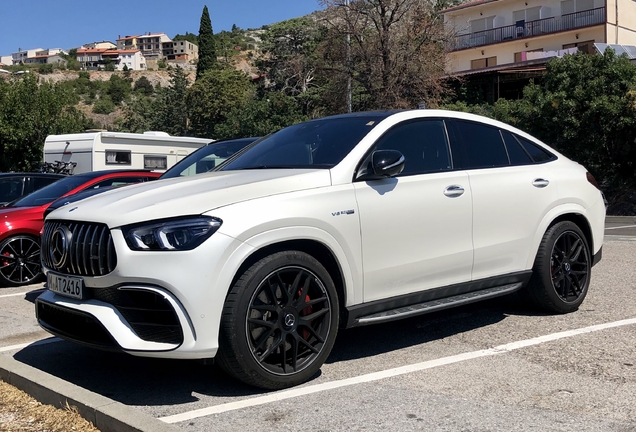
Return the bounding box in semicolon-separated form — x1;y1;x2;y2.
43;131;212;174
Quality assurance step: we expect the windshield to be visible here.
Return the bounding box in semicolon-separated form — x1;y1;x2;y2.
221;117;381;171
161;138;259;179
10;175;92;207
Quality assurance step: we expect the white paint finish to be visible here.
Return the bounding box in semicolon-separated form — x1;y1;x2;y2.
38;110;605;369
160;317;636;423
354;172;473;301
469;164;558;280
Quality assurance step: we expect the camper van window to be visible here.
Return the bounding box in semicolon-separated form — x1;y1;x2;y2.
105;150;132;165
144;155;167;170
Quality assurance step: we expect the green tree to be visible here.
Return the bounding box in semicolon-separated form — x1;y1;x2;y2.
188;65;253;138
120;66;191;135
161;66;191;135
133;76;154;95
215;92;307;139
319;0;449;110
0;74;89;171
116;95;158;132
102;57;115;71
257;17;325;115
93;96;116;114
504;50;636;188
173;32;199;45
106;74;131;104
38;63;54;74
196;5;217;80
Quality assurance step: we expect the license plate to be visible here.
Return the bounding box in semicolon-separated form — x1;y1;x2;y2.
47;272;84;300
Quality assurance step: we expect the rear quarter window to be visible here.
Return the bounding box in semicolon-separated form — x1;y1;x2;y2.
514;135;556;163
453;120;509;169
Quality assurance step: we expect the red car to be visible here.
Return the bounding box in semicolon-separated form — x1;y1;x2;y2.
0;170;160;287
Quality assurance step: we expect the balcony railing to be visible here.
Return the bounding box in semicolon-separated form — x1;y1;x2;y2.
450;7;605;51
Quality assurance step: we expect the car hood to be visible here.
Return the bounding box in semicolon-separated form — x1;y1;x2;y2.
47;169;332;227
0;205;43;219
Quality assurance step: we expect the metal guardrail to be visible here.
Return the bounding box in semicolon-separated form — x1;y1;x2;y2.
450;7;605;51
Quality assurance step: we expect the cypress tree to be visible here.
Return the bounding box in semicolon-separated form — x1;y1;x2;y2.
196;5;216;80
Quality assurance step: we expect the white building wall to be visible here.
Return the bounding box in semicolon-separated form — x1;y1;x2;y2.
605;0;636;45
11;48;43;65
0;55;11;65
443;0;618;73
116;51;147;70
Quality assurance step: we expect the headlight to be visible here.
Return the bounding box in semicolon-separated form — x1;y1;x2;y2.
122;216;222;251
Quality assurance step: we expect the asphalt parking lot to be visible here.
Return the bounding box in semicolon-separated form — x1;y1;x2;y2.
1;216;636;431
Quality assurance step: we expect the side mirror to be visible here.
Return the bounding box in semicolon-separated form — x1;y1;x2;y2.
371;150;405;178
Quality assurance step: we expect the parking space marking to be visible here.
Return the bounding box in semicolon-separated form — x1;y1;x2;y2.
0;337;60;353
160;317;636;424
0;289;44;299
605;224;636;230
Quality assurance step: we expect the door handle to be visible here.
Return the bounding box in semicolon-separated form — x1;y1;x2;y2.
532;178;550;188
444;185;465;198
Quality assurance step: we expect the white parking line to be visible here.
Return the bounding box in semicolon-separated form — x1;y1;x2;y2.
605;224;636;230
0;289;44;299
160;317;636;424
0;337;61;353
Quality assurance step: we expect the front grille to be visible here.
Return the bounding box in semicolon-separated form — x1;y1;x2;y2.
42;221;117;276
89;287;183;344
36;300;118;350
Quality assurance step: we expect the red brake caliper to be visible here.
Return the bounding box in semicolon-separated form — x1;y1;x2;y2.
298;289;313;340
1;252;11;268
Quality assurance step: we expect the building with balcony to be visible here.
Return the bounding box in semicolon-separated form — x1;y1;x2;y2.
24;48;67;65
443;0;636;74
136;32;171;60
161;39;199;62
82;41;117;50
116;35;142;51
11;48;43;65
76;48;146;70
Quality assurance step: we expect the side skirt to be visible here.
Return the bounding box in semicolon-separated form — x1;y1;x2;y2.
345;271;532;328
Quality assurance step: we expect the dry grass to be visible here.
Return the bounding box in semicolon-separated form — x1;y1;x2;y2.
0;380;100;432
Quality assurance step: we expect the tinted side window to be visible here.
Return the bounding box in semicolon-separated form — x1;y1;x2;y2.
0;178;24;203
454;120;509;169
32;176;60;192
515;135;555;163
373;120;452;176
501;130;533;165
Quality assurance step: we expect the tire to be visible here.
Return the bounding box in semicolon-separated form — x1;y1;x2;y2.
526;221;591;314
0;235;43;287
216;250;339;389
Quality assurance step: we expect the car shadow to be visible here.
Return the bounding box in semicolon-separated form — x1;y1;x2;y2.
11;294;544;408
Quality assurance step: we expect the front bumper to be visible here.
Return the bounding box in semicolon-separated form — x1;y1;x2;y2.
38;227;252;359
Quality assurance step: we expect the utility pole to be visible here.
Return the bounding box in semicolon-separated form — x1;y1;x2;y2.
345;0;352;113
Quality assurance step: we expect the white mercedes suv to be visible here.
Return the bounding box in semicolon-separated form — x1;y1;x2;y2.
37;110;605;389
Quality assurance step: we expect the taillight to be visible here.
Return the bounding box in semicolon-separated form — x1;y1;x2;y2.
586;172;601;190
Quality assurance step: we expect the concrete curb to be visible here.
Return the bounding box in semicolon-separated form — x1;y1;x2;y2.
0;354;179;432
606;215;636;223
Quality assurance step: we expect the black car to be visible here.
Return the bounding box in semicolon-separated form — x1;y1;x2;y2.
0;173;65;206
43;137;260;218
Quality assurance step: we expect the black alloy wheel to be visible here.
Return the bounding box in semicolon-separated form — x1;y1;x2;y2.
217;250;339;389
246;266;332;376
549;230;590;303
0;236;43;287
527;221;591;313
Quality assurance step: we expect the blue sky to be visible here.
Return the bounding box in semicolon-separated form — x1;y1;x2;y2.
0;0;322;56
